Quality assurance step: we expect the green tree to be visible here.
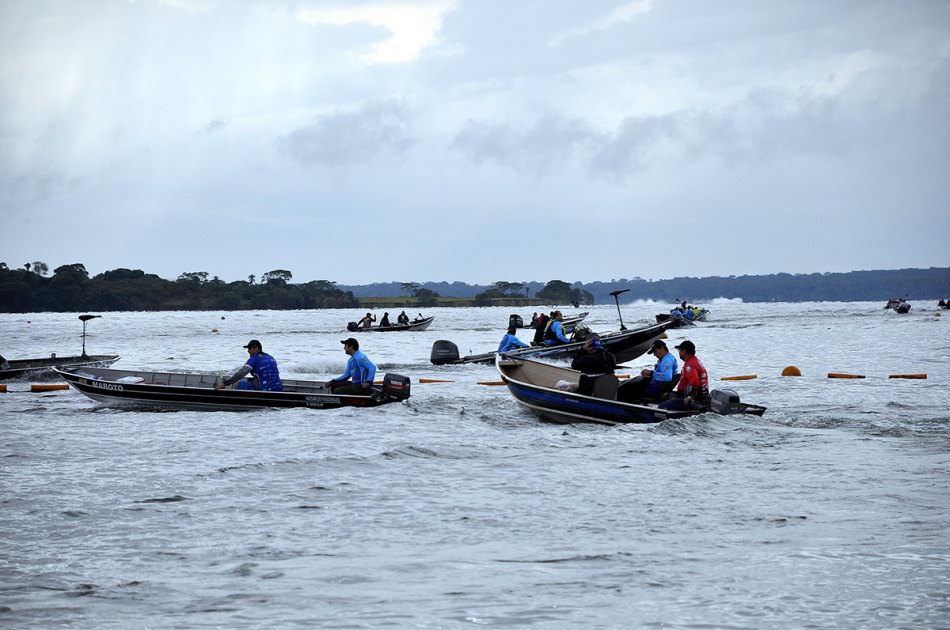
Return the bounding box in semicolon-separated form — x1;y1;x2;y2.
262;269;292;285
31;261;49;276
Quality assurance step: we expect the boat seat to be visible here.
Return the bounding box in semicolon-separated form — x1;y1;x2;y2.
578;373;619;400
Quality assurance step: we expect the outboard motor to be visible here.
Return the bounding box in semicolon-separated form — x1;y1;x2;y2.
430;340;460;365
382;373;411;401
346;322;359;332
508;314;524;328
709;389;741;415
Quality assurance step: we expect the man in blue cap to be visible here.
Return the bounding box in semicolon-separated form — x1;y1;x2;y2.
570;336;616;374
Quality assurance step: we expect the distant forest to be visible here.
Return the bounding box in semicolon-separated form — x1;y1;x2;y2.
0;261;947;313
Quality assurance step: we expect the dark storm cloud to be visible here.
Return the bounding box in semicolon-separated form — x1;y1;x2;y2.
277;99;415;167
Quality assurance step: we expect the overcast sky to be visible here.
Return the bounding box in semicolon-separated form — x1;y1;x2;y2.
1;0;948;285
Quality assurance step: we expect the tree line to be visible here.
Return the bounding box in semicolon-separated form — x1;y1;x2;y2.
1;261;946;313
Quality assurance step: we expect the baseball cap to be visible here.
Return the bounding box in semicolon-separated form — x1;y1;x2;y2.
674;340;696;353
341;337;360;349
243;339;262;349
647;339;666;355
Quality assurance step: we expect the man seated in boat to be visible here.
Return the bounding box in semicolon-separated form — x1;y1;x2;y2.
215;339;283;391
498;325;529;353
620;340;678;401
379;312;392;327
358;312;376;329
570;337;616;374
532;312;551;345
658;340;708;412
326;338;377;395
542;311;572;346
397;311;410;325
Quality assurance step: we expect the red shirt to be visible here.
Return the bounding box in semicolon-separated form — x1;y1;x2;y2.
677;354;709;397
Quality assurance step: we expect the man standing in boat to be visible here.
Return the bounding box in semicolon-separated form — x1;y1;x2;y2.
658;340;708;411
216;339;283;391
327;338;377;395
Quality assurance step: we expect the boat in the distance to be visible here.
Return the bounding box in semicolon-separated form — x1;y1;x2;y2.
884;299;911;314
0;315;119;381
347;315;435;332
430;320;672;366
496;355;766;425
54;366;411;411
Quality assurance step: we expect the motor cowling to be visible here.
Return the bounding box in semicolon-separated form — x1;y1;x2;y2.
346;322;359;332
508;314;524;328
382;373;411;400
709;388;741;415
430;340;460;365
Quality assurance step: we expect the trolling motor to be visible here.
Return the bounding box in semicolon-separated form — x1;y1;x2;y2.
78;314;101;357
609;289;630;331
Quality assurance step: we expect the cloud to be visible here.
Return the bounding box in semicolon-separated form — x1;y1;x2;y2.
296;1;455;64
549;0;653;47
277;99;415;167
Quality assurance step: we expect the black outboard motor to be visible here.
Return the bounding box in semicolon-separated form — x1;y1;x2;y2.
709;389;741;415
346;322;359;332
508;314;524;328
382;373;411;400
430;340;460;365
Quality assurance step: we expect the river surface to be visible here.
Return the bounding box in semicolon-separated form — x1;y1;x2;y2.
1;301;948;628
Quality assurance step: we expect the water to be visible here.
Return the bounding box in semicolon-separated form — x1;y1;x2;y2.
1;302;948;628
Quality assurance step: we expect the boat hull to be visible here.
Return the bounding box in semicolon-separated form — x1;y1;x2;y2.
0;355;120;381
497;356;766;426
438;321;672;366
54;367;409;411
351;316;435;332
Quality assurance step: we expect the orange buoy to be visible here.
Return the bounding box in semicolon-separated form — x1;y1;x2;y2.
418;378;454;384
781;366;802;377
31;383;70;392
0;384;7;393
888;374;927;379
828;373;864;379
476;381;506;386
722;375;757;381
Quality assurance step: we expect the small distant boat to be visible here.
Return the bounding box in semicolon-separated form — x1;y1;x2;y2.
0;314;119;381
347;315;435;332
496;355;766;426
884;299;911;314
54;366;411;411
430;320;672;366
656;307;708;328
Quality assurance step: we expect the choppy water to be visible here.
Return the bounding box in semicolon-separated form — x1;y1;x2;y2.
1;302;948;628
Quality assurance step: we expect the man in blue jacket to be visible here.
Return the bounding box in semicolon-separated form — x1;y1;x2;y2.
543;311;572;346
216;339;283;391
641;339;678;397
327;337;377;395
498;325;529;353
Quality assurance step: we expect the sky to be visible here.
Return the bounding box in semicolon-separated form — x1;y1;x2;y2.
1;0;948;285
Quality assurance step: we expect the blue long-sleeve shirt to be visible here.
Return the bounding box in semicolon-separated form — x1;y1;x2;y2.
651;353;678;384
332;350;377;385
498;333;529;353
544;320;571;345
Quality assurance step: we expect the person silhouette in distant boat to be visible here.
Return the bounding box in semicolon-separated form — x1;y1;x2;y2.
216;339;282;391
358;312;376;329
397;311;410;325
379;312;391;327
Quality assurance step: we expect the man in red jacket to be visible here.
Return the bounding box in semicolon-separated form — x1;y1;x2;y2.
658;340;708;411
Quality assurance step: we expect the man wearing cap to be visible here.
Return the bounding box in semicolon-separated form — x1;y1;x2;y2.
659;340;709;411
641;339;678;398
498;325;529;354
570;336;616;374
216;340;283;391
327;338;377;395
